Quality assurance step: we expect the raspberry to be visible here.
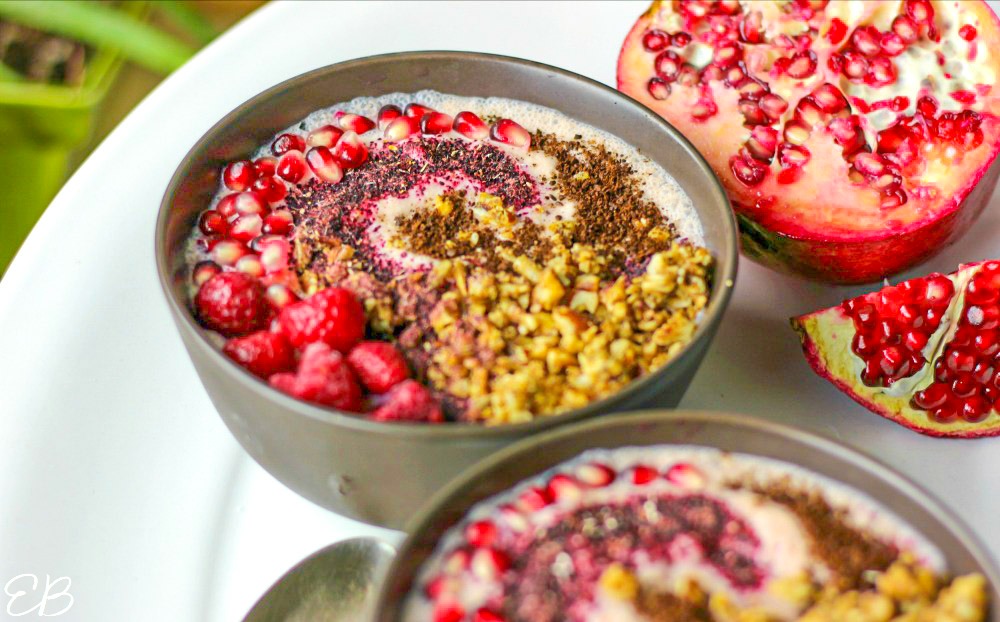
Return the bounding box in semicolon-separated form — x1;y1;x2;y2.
268;342;363;411
370;380;443;423
195;271;269;337
222;330;295;378
347;341;410;393
278;287;365;352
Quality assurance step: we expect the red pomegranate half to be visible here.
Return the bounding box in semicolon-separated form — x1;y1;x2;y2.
794;259;1000;437
618;0;1000;284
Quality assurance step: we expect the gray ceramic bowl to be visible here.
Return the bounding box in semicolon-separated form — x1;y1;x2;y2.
375;411;1000;620
156;52;738;529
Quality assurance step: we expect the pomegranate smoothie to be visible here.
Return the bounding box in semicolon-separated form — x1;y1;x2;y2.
186;91;714;424
403;447;988;622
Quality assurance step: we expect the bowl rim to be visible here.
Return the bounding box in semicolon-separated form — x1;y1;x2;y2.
377;410;1000;614
155;51;739;439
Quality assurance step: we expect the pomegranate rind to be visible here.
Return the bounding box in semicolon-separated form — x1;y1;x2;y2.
792;262;1000;438
617;1;1000;284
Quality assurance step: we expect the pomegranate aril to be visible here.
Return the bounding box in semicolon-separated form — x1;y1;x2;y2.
671;32;692;47
785;51;817;79
852;152;887;177
665;462;705;488
795;99;824;128
893;15;919;43
725;65;746;87
631;465;658;485
738;99;767;126
912;383;949;410
676;65;700;86
853;332;876;355
453;111;489;140
826;17;847;44
253;156;277;177
974;332;999;356
516;486;551;511
192;260;221;286
648;77;671;100
271;133;305;156
880;32;907;56
305;146;344;184
842;52;869;79
473;609;505;622
377;104;402;130
306;124;344;148
546;473;582;502
759;94;788;120
211;240;247;266
332;131;368;169
276;152;306;183
779;144;810;168
252;177;288;204
851;26;882;56
259;238;290;273
960;24;978;42
947;349;976;374
642;29;670;52
421;111;454;135
730;152;768;187
230;214;263;244
199;210;228;236
745;126;778;161
576;462;615;487
740;10;764;43
383;116;421;142
223;160;257;192
783;122;810;145
904;330;928;352
266;284;297;309
811;84;848;113
489;119;531;149
865;57;897;87
654;50;682;81
713;44;741;68
432;604;465;622
464;520;497;548
235;254;264;278
739;79;768;100
691;98;717;120
974;362;995;385
962;396;990;422
337;113;375;134
906;0;934;24
233;191;268;217
404;103;433;119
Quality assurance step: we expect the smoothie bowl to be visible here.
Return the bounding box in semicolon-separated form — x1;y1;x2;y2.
376;412;999;622
156;52;737;528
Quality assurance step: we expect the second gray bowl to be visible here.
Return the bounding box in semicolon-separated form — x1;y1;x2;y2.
156;52;738;529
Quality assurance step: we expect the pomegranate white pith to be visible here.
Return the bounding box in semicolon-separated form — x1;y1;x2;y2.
618;0;1000;283
793;260;1000;437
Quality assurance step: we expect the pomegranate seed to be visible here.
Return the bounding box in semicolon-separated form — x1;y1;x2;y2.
576;463;615;487
266;283;297;309
383;116;421;142
271;133;305;156
516;486;551;511
880;188;908;209
222;160;257;192
701;65;724;82
827;17;848;44
199;210;228;236
785;51;817;79
974;361;995;385
713;44;741;68
671;32;692;47
974;332;999;356
865;57;897;87
632;465;659;485
276;152;306;183
691;98;718;120
305;146;344;184
853;332;876;355
453;111;489;140
642;29;670;52
830;119;866;155
916;95;938;117
442;549;470;574
906;0;934;24
725;65;746;87
873;172;902;191
739;79;769;100
655;51;682;81
913;383;949;410
893;15;919;43
332;131;368;169
377;104;402;130
648;77;671;100
432;604;465;622
404;103;434;119
192;260;221;286
665;462;705;488
759;94;788;121
235;254;264;278
962;395;990;422
489;119;531;149
473;609;505;622
880;32;907;56
471;547;510;580
746;126;778;161
852;26;882;56
230;214;263;244
215;194;238;219
795;98;824;128
676;65;700;86
779;144;810;167
947;349;976;373
211;240;247;266
843;51;869;79
967;277;1000;305
251;177;288;204
424;575;451;600
783;122;811;145
259;238;290;273
337;113;375;134
464;520;497;548
959;24;978;41
740;11;764;43
306;125;344;148
546;473;582;502
951;90;977;105
730;152;768;187
738;99;767;126
233;191;268;217
250;163;276;189
853;152;887;177
421;111;454;135
811;83;848;113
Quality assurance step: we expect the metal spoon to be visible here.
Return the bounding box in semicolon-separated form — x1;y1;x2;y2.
243;537;396;622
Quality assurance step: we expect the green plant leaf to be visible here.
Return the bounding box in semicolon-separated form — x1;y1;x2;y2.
0;0;196;74
155;0;217;46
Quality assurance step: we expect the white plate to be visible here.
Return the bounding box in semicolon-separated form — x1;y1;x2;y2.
1;1;998;619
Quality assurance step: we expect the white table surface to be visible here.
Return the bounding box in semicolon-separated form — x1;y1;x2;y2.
2;1;999;620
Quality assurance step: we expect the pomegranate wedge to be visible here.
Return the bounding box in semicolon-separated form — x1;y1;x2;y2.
793;260;1000;437
618;0;1000;283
